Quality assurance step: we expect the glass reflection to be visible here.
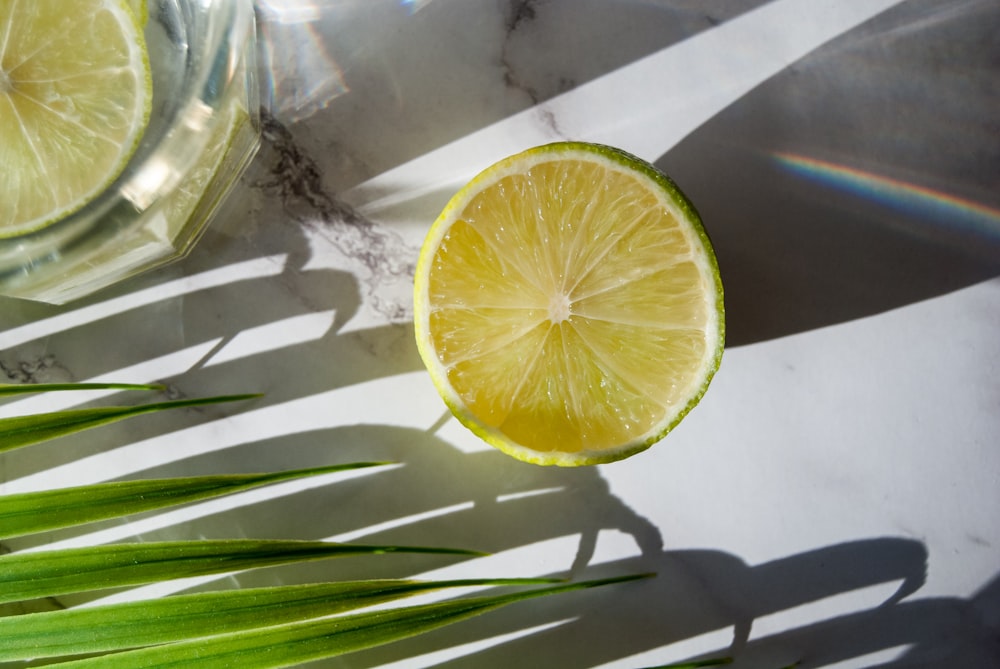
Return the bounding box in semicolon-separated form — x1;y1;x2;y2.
257;0;348;122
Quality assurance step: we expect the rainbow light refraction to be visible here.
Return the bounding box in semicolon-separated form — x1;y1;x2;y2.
774;152;1000;245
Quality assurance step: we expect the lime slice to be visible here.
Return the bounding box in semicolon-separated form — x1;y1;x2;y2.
0;0;152;237
414;142;725;466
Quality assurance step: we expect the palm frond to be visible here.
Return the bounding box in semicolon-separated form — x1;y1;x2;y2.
0;382;165;396
48;575;652;668
0;463;388;539
0;383;651;666
0;539;483;604
0;393;260;453
0;577;563;661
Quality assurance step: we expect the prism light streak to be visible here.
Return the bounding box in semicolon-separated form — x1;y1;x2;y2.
774;152;1000;244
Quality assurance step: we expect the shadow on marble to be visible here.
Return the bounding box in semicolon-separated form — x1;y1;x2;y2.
4;404;997;667
8;0;994;352
1;2;998;665
884;572;1000;668
3;290;996;666
0;228;417;494
11;413;989;667
266;0;1000;350
336;538;995;669
656;0;1000;346
256;0;773;188
111;425;990;668
659;135;1000;347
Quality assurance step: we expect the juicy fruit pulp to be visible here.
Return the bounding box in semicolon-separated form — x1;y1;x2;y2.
414;143;724;466
0;0;151;236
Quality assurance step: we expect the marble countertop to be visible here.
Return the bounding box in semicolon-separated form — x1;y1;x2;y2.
2;1;999;667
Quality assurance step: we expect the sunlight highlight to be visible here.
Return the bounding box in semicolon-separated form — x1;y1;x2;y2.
257;1;348;123
1;371;440;494
0;254;288;350
327;501;476;543
400;0;437;14
821;644;915;669
373;620;575;669
753;579;907;640
202;310;339;367
589;627;736;669
0;340;223;419
774;152;1000;244
344;0;907;220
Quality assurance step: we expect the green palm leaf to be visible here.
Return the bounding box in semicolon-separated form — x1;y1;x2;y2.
0;539;482;604
0;462;388;539
50;574;652;668
0;393;260;453
0;577;561;661
0;382;655;667
0;382;165;396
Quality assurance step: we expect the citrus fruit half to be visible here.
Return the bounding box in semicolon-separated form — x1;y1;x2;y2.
414;142;725;466
0;0;152;237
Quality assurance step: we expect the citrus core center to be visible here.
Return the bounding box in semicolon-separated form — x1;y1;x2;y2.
0;68;11;94
548;293;572;323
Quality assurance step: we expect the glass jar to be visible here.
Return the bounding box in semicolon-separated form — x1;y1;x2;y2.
0;0;261;304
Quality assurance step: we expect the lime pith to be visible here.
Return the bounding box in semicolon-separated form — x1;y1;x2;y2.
414;142;724;466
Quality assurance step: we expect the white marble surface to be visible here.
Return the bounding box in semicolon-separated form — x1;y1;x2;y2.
2;1;999;667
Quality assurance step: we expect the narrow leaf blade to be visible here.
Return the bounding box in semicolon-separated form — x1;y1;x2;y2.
0;463;389;539
0;383;165;396
53;574;652;668
0;539;483;604
0;394;260;453
0;577;561;661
